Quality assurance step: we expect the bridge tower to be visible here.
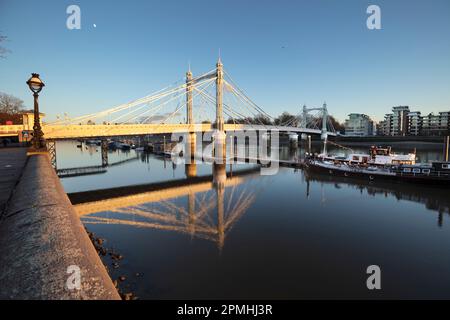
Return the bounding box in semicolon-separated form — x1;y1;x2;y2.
301;105;308;130
300;103;329;141
321;102;328;141
186;68;193;125
301;105;308;140
215;58;224;133
186;68;196;159
321;102;328;155
213;58;226;159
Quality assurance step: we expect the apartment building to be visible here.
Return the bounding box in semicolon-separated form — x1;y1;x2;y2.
378;106;449;136
344;113;374;136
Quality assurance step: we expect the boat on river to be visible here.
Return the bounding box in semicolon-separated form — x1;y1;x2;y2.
108;141;131;150
305;158;450;186
318;146;416;166
305;144;450;185
85;139;101;146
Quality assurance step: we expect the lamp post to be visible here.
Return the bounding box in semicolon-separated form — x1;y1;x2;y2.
26;73;45;150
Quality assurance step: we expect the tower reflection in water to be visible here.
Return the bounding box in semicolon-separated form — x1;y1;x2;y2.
77;162;260;250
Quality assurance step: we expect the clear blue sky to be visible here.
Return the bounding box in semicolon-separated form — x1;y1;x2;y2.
1;0;449;122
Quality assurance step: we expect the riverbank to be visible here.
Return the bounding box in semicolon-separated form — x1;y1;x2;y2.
333;135;446;148
0;152;120;299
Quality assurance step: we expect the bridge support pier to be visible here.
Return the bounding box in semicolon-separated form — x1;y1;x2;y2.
187;132;197;161
301;134;312;155
185;163;197;178
101;139;108;167
46;140;57;170
288;133;298;149
212;131;227;161
307;135;312;153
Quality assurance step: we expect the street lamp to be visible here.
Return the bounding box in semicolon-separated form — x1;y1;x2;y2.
26;73;45;150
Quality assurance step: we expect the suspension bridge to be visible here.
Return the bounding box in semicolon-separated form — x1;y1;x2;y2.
1;59;336;141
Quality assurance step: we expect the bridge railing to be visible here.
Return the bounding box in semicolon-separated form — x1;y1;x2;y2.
2;123;336;140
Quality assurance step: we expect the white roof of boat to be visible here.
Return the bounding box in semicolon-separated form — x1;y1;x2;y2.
348;153;370;157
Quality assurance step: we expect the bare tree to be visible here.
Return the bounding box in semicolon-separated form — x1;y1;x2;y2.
274;112;298;126
0;92;25;114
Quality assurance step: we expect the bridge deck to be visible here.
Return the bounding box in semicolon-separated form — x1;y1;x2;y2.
0;123;336;140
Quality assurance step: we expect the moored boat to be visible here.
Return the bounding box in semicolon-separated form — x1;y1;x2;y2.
85;139;101;146
305;158;450;186
317;146;416;166
108;140;131;150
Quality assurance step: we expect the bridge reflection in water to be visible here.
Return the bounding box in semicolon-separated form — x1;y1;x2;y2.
71;157;450;254
72;163;263;250
61;141;450;299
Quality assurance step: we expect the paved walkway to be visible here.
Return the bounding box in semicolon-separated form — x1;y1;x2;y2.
0;153;120;299
0;147;28;214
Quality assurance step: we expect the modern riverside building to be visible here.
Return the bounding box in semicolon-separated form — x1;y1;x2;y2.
441;112;450;133
408;111;422;136
378;114;393;136
375;121;385;136
391;106;410;136
378;106;449;136
422;112;450;136
344;113;374;136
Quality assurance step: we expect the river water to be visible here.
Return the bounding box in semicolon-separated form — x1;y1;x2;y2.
57;140;450;299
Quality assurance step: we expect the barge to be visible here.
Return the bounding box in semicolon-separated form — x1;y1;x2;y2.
318;146;416;166
305;145;450;186
305;159;450;186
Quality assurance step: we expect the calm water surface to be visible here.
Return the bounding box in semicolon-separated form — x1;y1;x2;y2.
57;140;450;299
